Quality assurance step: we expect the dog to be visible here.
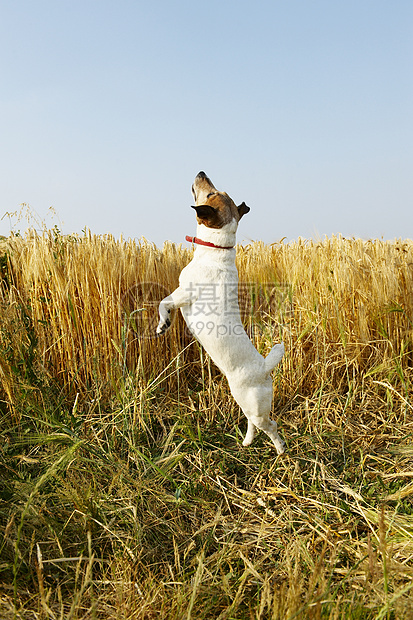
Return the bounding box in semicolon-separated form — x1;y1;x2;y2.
156;172;285;453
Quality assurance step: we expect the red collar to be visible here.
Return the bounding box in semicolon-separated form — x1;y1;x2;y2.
185;235;234;249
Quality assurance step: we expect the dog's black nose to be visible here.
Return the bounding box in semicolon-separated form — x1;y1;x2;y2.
196;171;207;179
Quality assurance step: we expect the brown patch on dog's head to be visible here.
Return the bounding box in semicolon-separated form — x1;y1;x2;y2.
191;171;250;229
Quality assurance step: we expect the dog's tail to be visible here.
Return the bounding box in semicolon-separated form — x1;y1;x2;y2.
264;342;285;374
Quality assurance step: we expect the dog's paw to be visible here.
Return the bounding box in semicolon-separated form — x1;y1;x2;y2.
267;423;286;454
242;422;256;446
156;317;171;336
273;438;286;455
156;304;172;336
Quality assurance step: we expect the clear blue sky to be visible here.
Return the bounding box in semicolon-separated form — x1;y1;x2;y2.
1;1;412;245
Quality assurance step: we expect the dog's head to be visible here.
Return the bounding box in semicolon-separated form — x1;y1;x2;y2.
191;171;250;229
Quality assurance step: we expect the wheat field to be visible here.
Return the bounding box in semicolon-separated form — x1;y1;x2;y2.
1;230;413;619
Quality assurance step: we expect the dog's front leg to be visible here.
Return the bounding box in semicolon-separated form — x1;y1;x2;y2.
156;286;196;335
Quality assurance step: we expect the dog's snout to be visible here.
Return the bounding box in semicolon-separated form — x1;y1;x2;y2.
194;171;215;191
192;171;219;207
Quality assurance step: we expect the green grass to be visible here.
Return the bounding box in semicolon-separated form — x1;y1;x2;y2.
2;369;413;618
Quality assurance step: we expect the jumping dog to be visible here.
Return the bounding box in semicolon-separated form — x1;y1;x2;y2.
157;172;285;453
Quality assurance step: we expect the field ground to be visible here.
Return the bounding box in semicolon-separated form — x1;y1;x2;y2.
1;231;413;619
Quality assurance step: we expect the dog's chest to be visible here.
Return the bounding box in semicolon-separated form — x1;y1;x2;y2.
179;252;240;319
180;251;237;285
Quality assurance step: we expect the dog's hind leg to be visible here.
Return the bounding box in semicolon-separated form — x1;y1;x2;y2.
242;419;256;446
231;382;285;454
245;414;285;454
262;419;285;454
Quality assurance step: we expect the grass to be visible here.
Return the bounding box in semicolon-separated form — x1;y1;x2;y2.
1;229;413;618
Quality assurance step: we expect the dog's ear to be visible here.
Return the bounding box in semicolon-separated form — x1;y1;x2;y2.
237;202;250;219
191;205;221;228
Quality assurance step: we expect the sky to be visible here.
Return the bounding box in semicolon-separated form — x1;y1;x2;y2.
1;0;412;246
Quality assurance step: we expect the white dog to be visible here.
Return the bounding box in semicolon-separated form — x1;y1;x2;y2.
157;172;285;453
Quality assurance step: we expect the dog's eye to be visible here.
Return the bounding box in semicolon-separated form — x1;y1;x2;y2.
207;192;215;198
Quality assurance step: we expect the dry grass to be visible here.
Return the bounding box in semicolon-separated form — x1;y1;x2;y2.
1;230;413;619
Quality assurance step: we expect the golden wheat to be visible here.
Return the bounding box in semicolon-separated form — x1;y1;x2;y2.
1;232;412;399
